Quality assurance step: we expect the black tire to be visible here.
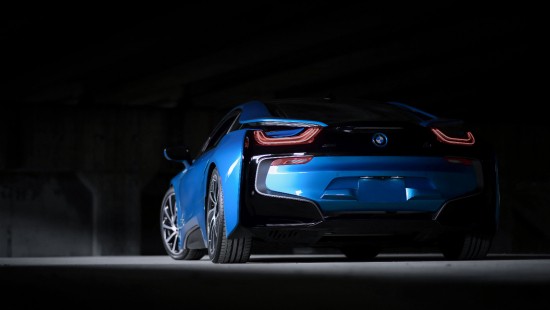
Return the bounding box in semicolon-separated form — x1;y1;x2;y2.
340;247;379;260
441;233;492;260
160;187;206;260
206;168;252;264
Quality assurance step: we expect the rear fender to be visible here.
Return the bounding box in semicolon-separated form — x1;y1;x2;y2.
203;129;248;240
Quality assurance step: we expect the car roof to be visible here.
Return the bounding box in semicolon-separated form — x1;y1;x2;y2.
232;98;438;124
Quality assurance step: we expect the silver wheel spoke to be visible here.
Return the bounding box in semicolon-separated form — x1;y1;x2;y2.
210;217;216;236
207;208;216;222
209;189;217;205
207;174;221;257
212;225;218;241
172;234;178;251
167;203;173;219
163;224;175;231
167;231;177;241
171;196;177;223
161;192;183;255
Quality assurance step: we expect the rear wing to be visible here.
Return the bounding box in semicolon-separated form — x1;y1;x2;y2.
240;118;328;128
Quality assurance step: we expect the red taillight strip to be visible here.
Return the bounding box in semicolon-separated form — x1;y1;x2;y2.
271;156;313;166
431;128;475;146
254;127;322;146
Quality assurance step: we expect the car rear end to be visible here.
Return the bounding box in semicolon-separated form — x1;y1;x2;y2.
237;100;498;250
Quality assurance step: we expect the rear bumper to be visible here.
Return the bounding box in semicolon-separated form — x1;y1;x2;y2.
248;214;444;247
259;155;482;213
239;154;498;241
243;191;498;247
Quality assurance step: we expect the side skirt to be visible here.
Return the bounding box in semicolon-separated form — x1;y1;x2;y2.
184;226;206;250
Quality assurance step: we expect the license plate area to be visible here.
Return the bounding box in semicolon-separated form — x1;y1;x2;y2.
357;177;406;202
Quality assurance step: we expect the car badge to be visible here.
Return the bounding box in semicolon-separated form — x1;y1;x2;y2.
372;133;388;147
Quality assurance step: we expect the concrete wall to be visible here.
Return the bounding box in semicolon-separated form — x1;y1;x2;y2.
0;173;91;256
0;105;219;256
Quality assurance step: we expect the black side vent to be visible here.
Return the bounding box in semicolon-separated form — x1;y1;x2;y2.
267;230;299;241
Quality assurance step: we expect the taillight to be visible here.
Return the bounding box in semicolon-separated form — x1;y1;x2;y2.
271;156;313;166
253;127;322;146
431;128;475;146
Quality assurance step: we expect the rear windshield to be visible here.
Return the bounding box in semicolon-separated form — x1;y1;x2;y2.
266;101;429;124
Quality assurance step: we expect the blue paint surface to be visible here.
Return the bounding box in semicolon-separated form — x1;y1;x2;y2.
264;156;480;213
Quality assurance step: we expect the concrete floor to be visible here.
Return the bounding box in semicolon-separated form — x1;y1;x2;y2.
1;254;549;309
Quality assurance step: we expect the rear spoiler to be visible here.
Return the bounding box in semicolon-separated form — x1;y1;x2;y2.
240;118;328;128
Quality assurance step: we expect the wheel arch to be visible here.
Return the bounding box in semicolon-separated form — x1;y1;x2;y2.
204;163;218;215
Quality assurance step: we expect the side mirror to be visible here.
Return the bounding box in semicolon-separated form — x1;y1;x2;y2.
164;146;192;168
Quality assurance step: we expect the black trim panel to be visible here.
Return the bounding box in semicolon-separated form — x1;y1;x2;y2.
184;226;206;249
241;155;324;226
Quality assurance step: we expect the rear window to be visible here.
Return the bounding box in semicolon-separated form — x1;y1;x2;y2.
267;101;428;124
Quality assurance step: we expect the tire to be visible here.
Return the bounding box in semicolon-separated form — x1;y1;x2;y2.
441;233;492;260
340;247;379;260
206;168;252;264
160;187;206;260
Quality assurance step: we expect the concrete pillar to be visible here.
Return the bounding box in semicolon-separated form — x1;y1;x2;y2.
78;173;152;255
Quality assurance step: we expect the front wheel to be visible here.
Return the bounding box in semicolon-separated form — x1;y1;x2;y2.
440;233;492;260
160;187;206;260
206;168;252;263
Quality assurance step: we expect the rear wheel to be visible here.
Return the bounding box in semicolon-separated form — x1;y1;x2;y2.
160;187;206;260
441;233;492;260
340;247;379;260
207;168;252;263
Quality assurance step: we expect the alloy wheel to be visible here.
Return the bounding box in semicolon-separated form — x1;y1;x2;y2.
161;191;182;255
207;172;220;257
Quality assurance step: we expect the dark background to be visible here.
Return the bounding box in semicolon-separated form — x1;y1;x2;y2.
1;5;548;256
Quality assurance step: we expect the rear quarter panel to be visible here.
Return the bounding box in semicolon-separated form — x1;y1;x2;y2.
208;129;247;238
173;129;247;246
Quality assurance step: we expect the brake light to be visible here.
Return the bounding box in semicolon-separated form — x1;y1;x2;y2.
254;127;322;146
271;156;313;166
431;128;475;146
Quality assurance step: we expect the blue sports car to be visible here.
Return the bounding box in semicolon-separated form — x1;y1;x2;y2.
161;98;499;263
